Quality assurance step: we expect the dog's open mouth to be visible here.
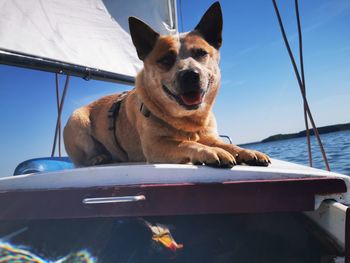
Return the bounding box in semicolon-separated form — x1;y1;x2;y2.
180;91;204;106
162;84;204;110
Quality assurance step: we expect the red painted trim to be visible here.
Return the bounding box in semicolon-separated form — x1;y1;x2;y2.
223;177;341;184
0;177;346;220
345;206;350;263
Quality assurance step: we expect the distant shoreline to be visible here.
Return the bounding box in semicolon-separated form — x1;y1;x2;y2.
259;122;350;143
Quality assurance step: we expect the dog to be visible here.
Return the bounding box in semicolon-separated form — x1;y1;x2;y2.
64;2;270;168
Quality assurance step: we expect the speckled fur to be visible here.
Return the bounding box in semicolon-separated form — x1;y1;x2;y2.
64;2;270;167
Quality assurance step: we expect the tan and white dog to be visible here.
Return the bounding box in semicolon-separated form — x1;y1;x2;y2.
64;2;270;168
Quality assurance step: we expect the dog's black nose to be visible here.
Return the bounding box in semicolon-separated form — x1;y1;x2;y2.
177;69;200;91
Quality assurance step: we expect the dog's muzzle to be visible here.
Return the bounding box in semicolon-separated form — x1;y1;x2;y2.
162;84;204;110
161;69;207;110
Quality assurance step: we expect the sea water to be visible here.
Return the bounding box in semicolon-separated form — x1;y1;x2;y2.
243;130;350;176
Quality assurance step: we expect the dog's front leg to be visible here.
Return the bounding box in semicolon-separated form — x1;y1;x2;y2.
143;139;236;168
200;137;271;166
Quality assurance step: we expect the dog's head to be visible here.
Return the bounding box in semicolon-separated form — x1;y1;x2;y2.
129;2;222;118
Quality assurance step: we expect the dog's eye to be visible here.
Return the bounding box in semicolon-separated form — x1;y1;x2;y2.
157;52;176;69
192;49;208;59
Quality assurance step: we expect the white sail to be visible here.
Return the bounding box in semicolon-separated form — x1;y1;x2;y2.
0;0;177;80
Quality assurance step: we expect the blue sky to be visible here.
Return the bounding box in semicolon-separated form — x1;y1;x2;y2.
1;0;350;176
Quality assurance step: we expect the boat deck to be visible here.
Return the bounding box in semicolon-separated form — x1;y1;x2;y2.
0;159;348;220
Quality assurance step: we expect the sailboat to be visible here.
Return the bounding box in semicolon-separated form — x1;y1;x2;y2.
0;0;349;262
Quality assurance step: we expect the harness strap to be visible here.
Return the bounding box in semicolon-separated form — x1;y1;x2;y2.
108;92;160;160
108;91;129;156
140;102;151;118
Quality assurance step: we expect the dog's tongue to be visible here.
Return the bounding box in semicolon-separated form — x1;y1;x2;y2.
180;92;203;106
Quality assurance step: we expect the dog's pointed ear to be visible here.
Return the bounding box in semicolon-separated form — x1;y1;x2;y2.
194;2;223;49
129;17;160;60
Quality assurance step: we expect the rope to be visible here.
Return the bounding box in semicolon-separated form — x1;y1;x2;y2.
295;0;312;167
51;75;70;157
272;0;330;171
54;73;62;157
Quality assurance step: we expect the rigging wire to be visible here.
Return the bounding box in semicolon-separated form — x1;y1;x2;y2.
272;0;330;171
55;73;62;157
295;0;312;167
51;75;70;157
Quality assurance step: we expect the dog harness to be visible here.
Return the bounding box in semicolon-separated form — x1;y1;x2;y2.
108;91;129;157
107;91;153;156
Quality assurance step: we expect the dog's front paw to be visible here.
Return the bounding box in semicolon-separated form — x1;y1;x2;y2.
193;147;236;168
236;149;271;166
